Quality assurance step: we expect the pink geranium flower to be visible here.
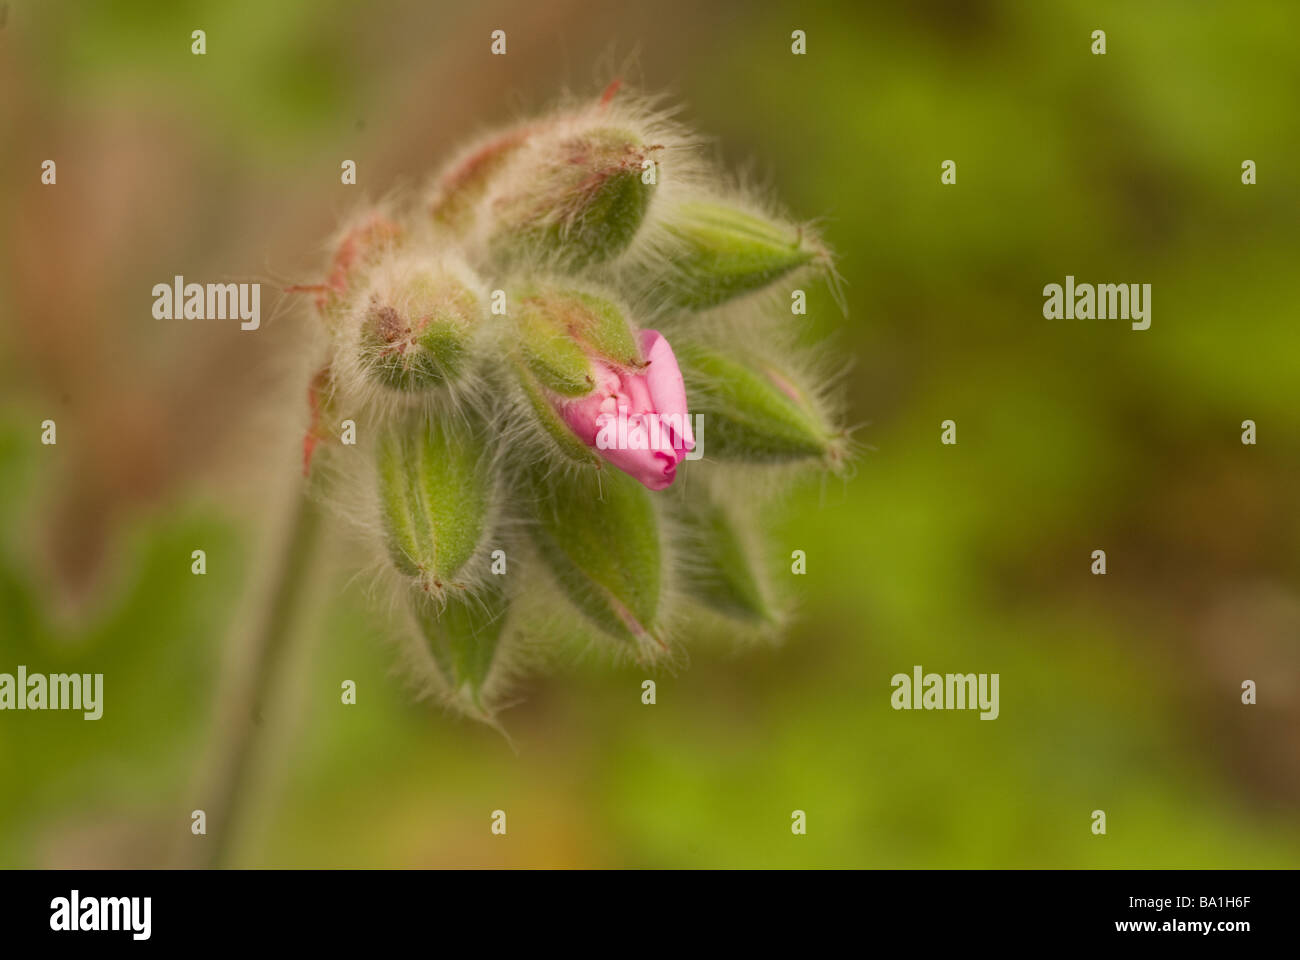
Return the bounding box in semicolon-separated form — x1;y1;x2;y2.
553;329;694;490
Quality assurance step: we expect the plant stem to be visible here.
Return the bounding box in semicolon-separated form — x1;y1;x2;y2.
203;488;321;868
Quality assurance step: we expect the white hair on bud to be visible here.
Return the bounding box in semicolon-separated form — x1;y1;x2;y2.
347;267;489;421
453;85;706;275
620;185;834;320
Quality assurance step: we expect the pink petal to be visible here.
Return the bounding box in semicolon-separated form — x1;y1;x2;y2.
638;329;694;456
548;330;694;490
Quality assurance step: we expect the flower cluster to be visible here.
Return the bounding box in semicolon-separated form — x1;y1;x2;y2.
294;84;849;719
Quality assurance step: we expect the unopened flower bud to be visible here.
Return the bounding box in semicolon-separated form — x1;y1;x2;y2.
678;495;774;624
290;213;403;313
430;126;535;233
680;345;843;466
359;267;483;391
528;468;665;652
411;581;509;713
489;127;655;270
655;200;822;310
377;413;494;593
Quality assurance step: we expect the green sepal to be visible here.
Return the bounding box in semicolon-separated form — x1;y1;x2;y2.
678;497;773;623
679;345;840;464
514;286;643;396
657;201;819;310
515;295;597;397
511;358;602;465
377;412;492;590
411;582;508;709
563;290;643;369
527;467;663;648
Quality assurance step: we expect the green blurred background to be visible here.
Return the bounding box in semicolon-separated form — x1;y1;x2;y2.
1;0;1297;867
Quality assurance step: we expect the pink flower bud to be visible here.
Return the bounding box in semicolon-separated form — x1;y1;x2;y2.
552;329;694;490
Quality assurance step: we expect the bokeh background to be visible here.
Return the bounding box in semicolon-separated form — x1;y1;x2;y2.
2;0;1298;868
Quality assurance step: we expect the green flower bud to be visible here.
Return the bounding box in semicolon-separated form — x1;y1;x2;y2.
377;412;493;592
528;467;663;649
411;582;509;711
360;270;482;391
679;345;843;465
679;497;773;623
514;286;643;397
490;127;654;270
656;200;821;310
431;127;534;233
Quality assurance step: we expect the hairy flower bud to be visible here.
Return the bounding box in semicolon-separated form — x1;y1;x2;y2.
528;468;664;652
411;582;509;712
377;413;494;593
678;496;774;623
489;127;655;270
680;345;843;465
359;266;483;391
430;126;535;233
653;200;821;310
290;213;403;314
